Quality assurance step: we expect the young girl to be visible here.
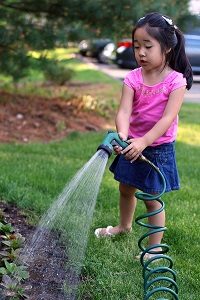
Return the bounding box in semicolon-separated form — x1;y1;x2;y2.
95;12;193;258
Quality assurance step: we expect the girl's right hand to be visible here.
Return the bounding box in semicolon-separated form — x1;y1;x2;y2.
113;132;127;155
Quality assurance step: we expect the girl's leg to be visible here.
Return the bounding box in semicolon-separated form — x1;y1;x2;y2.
144;200;165;252
119;183;137;231
95;183;137;236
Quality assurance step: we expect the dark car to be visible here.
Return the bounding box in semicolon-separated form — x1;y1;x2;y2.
115;35;200;74
114;39;136;69
78;39;113;62
185;34;200;74
98;42;116;64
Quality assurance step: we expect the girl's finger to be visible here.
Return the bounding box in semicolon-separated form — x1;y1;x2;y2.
130;153;141;163
121;144;132;154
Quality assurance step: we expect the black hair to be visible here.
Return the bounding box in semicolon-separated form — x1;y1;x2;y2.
132;12;193;90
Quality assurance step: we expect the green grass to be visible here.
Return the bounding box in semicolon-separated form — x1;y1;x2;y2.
64;58;119;84
29;48;118;84
0;103;199;299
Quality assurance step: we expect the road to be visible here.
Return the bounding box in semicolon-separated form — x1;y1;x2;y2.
81;56;200;104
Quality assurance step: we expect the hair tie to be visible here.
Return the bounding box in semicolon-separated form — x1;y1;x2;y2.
162;16;173;25
162;16;177;29
137;16;145;23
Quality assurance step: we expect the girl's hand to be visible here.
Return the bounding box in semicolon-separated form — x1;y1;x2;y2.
121;137;147;162
113;132;127;155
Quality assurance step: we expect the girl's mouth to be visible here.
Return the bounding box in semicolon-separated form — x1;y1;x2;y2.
140;60;147;65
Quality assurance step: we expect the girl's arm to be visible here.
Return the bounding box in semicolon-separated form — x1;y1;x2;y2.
115;84;134;139
122;86;186;161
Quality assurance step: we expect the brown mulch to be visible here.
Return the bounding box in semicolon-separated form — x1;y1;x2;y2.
0;90;113;143
0;202;34;240
0;202;72;300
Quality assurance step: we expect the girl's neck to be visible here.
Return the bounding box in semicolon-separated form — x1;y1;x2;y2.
142;65;173;86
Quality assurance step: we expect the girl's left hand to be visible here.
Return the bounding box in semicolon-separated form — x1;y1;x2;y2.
121;137;147;162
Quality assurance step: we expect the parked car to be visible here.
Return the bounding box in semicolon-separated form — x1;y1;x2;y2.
115;38;136;69
78;40;91;56
185;34;200;74
98;42;116;64
78;39;113;62
115;35;200;74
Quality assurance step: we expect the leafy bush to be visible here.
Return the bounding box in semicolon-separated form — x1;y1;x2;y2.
43;60;74;85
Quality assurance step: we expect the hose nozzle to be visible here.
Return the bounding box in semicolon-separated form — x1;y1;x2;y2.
97;131;151;165
97;131;129;157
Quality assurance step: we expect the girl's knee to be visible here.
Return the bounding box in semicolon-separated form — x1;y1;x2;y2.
119;183;136;197
145;200;161;210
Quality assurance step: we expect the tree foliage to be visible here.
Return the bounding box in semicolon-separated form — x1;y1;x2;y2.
0;0;197;80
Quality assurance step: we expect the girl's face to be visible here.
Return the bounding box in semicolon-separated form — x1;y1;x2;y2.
133;26;166;71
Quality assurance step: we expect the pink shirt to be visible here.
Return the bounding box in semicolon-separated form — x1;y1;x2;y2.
124;67;187;146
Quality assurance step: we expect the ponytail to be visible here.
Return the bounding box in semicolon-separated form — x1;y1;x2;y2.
169;28;193;90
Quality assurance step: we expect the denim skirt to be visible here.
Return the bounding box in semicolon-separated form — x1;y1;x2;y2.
109;142;180;193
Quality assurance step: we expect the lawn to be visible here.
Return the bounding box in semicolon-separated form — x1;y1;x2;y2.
0;50;199;299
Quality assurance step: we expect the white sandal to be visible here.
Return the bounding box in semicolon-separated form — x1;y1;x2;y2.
94;226;132;238
94;226;114;238
135;251;164;261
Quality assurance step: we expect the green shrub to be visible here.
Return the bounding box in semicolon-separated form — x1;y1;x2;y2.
43;60;74;85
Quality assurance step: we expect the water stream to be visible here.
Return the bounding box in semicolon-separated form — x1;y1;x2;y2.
20;149;109;299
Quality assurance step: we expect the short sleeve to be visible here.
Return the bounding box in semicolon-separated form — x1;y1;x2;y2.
169;72;187;92
123;69;140;90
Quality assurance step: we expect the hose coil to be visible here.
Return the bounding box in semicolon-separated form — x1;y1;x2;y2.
135;157;179;300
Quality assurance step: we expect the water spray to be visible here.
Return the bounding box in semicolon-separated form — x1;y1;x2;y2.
19;150;109;300
98;131;179;300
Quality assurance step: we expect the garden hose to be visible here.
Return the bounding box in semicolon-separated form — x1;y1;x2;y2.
98;131;179;300
135;156;179;300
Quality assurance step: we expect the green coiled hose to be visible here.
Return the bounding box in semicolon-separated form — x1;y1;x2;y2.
135;156;179;300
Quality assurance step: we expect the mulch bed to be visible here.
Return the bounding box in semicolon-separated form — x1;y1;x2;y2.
0;90;111;143
0;202;80;300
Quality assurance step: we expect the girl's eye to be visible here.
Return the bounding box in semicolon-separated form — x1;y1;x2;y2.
133;46;139;49
146;46;152;49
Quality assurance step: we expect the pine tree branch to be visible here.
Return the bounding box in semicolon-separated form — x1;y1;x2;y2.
0;1;66;17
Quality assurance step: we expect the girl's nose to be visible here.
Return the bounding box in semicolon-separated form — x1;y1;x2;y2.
139;52;145;57
139;48;146;57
